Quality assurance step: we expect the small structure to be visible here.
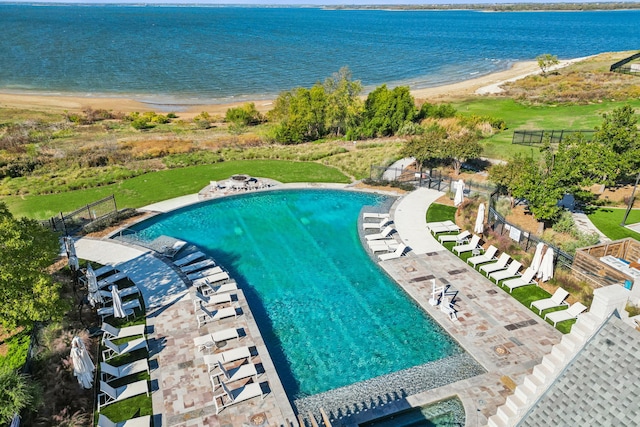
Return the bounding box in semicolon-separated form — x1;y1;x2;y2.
572;238;640;304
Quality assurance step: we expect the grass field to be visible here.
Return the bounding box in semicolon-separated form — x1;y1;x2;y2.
588;207;640;241
453;98;640;159
2;160;349;219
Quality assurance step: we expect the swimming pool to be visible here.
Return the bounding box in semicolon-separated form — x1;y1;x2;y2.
131;189;465;400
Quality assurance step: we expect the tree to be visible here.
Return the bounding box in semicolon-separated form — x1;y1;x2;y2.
361;85;417;137
444;129;483;176
225;103;263;127
0;203;66;329
488;154;531;207
323;67;362;137
269;85;327;144
402;124;448;171
536;53;559;76
0;367;41;423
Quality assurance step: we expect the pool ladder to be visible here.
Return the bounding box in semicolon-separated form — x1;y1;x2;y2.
296;408;332;427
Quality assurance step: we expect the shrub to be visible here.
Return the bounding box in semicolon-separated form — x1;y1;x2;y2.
225;103;263;126
0;330;31;370
0;367;41;423
552;210;576;235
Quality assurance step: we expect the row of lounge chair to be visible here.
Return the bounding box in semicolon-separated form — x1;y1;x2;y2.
97;322;150;421
177;247;267;415
432;224;588;327
362;211;409;261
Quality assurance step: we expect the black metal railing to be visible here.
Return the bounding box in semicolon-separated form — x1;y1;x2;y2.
512;129;595;146
40;195;117;235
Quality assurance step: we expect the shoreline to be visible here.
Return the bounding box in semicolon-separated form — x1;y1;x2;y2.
0;58;581;119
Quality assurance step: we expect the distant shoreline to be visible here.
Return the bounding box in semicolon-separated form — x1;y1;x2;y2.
0;58;579;119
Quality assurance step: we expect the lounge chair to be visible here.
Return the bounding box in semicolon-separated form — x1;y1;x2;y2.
362;218;392;230
438;230;470;244
452;234;481;255
98;285;141;302
193;290;233;311
367;240;399;253
180;259;216;274
93;265;116;278
97;271;129;289
194;328;242;352
102;337;148;361
429;221;461;234
379;243;408;261
488;261;522;283
544;302;587;326
426;220;455;231
210;360;258;387
193;272;231;289
173;251;206;267
97;379;149;411
187;266;224;281
100;359;150;381
196;304;237;327
479;253;511;276
203;346;253;372
198;280;238;296
365;225;395;241
503;267;537;292
213;381;265;414
362;212;389;220
98;414;151;427
530;287;570;314
467;245;498;267
163;240;187;258
97;298;141;322
101;322;145;344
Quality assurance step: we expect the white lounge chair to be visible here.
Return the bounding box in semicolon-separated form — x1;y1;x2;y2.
196;304;237;327
193;290;233;311
194;328;242;352
163;240;187;258
102;337;148;361
531;287;570;314
378;243;408;261
367;240;399;253
173;251;206;267
97;379;149;411
479;253;511;276
544;302;587;326
97;272;129;289
365;225;395;241
100;359;150;381
426;220;456;231
93;265;116;278
438;230;470;244
489;261;522;283
362;212;389;220
98;414;151;427
97;298;141;322
181;259;216;274
99;285;141;303
503;267;537;292
362;218;392;230
198;280;238;296
187;266;224;281
101;322;145;344
203;346;253;372
194;271;231;289
210;361;258;387
453;234;481;255
467;245;498;267
429;221;461;234
213;381;265;414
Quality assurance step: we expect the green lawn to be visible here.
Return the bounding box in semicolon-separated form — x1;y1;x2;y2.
453;98;640;160
2;160;350;219
426;203;457;223
588;207;640;241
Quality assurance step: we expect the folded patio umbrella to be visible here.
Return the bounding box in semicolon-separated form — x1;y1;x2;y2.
111;285;126;318
70;336;95;389
86;263;103;307
454;179;465;207
474;203;485;234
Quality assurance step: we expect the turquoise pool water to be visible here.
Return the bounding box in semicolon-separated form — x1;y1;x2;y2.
132;189;463;399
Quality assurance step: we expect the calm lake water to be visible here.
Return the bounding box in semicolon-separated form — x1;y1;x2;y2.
1;5;639;103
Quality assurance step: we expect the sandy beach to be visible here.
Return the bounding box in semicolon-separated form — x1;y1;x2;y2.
0;59;574;119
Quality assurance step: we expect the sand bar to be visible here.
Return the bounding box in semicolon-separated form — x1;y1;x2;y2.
0;59;580;119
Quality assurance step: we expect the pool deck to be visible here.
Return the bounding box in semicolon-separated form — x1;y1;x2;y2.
75;184;562;427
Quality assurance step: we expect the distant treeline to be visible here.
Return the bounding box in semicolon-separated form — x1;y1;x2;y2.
328;3;640;12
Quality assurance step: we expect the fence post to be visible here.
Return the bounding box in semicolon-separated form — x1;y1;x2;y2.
112;194;117;212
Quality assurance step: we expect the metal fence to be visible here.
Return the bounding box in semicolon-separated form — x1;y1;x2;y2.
512;129;595;146
40;194;117;235
487;191;574;268
610;51;640;75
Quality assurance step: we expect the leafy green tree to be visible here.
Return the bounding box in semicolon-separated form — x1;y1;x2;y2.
225;103;263;127
0;203;66;329
445;129;483;175
0;367;41;423
323;67;363;137
536;53;559;76
269;85;327;144
361;85;417;137
488;154;531;207
592;105;640;184
402;124;448;171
